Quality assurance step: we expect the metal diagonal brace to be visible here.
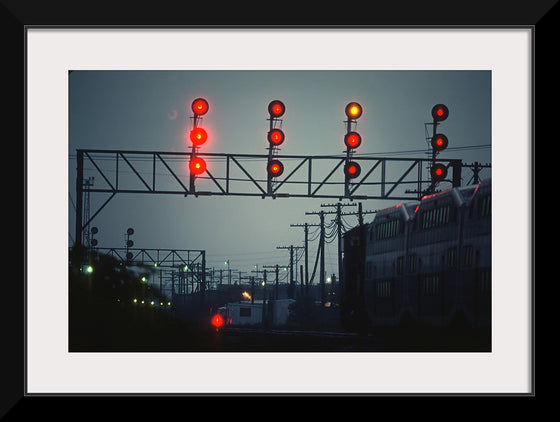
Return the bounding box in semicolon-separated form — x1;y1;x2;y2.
272;157;309;194
155;153;189;195
311;158;345;196
349;159;383;196
229;155;267;196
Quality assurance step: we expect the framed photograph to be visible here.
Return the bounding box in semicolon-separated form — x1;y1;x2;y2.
17;4;545;405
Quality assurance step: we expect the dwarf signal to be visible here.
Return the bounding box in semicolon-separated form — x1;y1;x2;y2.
211;313;225;331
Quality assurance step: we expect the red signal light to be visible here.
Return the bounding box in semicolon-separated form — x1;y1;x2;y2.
345;102;363;119
267;159;284;177
189;157;207;175
211;313;224;330
189;127;208;146
431;104;449;122
431;163;447;181
191;98;209;116
431;133;448;152
344;131;362;149
344;161;361;179
267;128;285;146
268;100;285;118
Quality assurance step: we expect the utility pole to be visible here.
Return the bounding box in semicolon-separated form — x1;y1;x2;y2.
277;245;304;299
263;264;282;299
320;202;356;297
306;204;378;304
319;211;325;305
290;222;320;295
304;210;326;304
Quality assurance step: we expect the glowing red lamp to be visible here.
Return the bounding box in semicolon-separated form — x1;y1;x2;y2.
267;159;284;177
344;161;361;179
189;157;207;175
431;133;448;152
431;163;447;181
344;131;362;149
268;100;285;118
211;313;224;329
267;128;285;146
431;104;449;122
190;127;208;146
191;98;209;116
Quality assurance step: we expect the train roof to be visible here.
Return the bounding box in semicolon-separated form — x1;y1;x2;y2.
370;178;491;224
375;201;418;222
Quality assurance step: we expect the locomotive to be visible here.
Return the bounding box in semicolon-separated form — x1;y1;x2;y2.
342;178;491;332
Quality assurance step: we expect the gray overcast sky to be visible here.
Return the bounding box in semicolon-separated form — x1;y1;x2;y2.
68;70;491;277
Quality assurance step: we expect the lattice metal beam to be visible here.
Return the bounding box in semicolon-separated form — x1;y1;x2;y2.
74;149;466;246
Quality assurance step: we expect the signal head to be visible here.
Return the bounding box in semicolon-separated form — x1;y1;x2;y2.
431;133;448;152
189;156;207;175
267;128;285;146
191;98;209;116
344;161;361;179
344;131;362;149
345;102;363;119
189;127;208;146
431;104;449;122
430;163;448;182
211;313;224;329
268;100;285;118
267;159;284;177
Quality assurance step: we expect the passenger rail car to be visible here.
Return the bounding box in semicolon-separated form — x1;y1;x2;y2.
342;178;491;330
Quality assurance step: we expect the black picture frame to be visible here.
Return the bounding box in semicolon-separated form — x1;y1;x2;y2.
12;0;550;413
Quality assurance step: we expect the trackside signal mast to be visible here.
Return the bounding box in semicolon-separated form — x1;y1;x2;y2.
188;98;209;192
266;100;286;195
428;104;449;190
343;102;363;197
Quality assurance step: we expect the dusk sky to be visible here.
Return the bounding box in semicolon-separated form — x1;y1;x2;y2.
68;70;491;278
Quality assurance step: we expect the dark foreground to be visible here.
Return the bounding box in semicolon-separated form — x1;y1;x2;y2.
69;249;490;352
70;300;490;352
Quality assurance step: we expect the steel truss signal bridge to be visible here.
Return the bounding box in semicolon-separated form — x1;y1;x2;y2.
74;148;489;246
95;247;207;299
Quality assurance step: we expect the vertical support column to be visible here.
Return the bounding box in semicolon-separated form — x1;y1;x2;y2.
304;223;309;294
289;245;294;297
275;264;279;300
381;159;386;198
201;250;206;300
336;203;343;298
75;150;84;248
320;210;325;305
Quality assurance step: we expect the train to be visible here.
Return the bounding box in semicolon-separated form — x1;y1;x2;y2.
342;177;491;332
